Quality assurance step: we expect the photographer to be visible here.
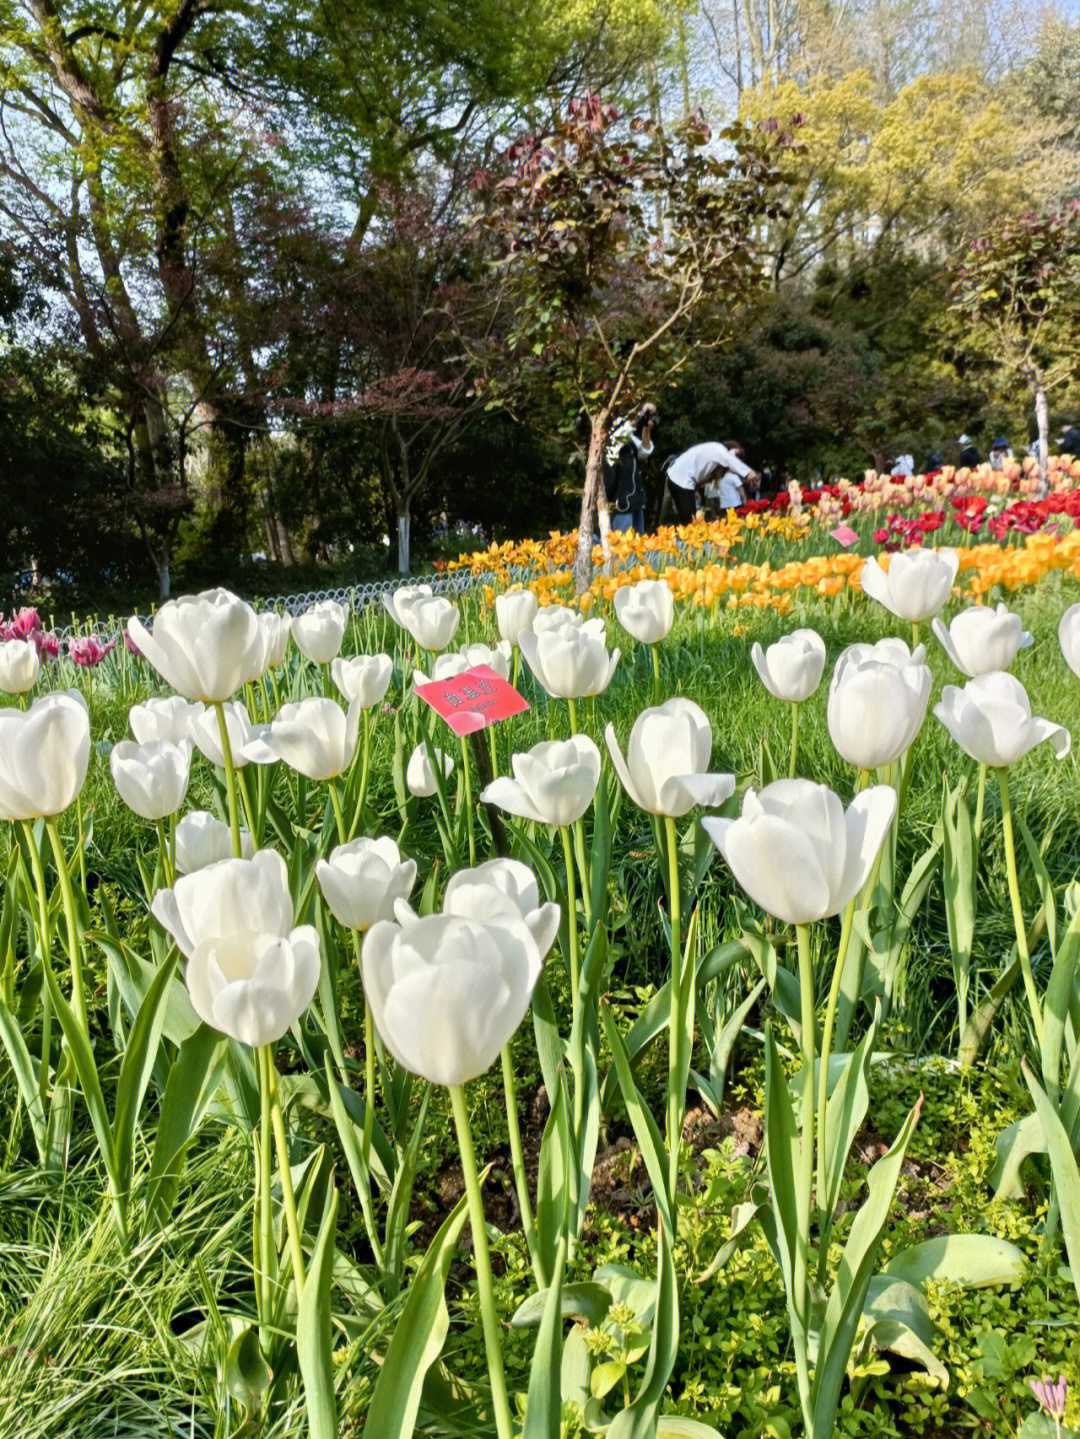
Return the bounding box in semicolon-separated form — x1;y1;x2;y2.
663;440;757;524
602;403;656;534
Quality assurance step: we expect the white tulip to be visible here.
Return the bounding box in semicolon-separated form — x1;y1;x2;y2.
190;701;265;770
406;743;454;797
152;850;320;1048
827;644;931;770
613;580;675;645
703;779;897;925
481;734;601;827
932;604;1033;677
399;595;460;653
860;548;959;623
331;653;393;709
292;599;349;665
1059;603;1080;680
459;641;512;680
244;697;360;781
440;858;561;960
0;639;40;694
413;654;471;688
175;810;255;873
495;589;538;645
519;627;619;699
750;629;827;703
110;739;192;821
316;836;417;931
127;588;269;701
259;611;292;669
382;583;434;629
0;691;91;821
605;698;734;817
934;671;1070;768
362;911;542;1086
532;604;582;634
130;696;205;746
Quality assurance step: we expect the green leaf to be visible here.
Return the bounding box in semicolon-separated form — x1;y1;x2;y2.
535;1068;571;1282
325;1062;384;1268
605;1226;679;1439
942;776;976;1025
41;957;118;1188
146;1023;227;1227
656;1421;723;1437
0;997;47;1161
1017;813;1058;961
511;1281;613;1329
113;948;180;1189
365;1186;472;1438
880;1233;1027;1290
384;1083;432;1295
762;1025;800;1304
1041;901;1080;1101
1025;1062;1080;1308
297;1182;340;1439
601;1001;673;1236
811;1097;921;1438
821;1017;877;1234
225;1325;273;1411
522;1236;567;1439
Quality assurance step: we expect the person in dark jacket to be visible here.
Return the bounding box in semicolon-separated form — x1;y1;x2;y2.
603;404;656;533
1059;424;1080;457
958;433;980;468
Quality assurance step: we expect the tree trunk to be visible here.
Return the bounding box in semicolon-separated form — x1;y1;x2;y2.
397;507;411;575
157;552;171;601
1036;384;1050;500
574;416;609;595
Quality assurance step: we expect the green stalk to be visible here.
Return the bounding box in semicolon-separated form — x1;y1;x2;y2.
998;766;1044;1048
501;1045;543;1286
559;826;580;1001
45;820;87;1034
664;815;684;1202
256;1044;274;1340
911;620;920;651
651;644;662;705
155;819;175;888
794;923;816;1335
213;702;243;858
328;779;348;846
815;898;857;1268
459;736;477;866
974;761;987;844
789;701;800;779
566;696;578;735
448;1084;514;1439
21;823;53;1113
347;710;372;840
572;817;593;930
261;1044;307;1297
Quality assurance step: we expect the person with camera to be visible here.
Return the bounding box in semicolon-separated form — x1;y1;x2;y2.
602;403;657;534
663;440;757;524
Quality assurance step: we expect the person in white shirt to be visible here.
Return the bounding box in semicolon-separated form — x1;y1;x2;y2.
664;441;756;524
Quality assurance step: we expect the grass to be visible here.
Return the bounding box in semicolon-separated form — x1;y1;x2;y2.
3;562;1080;1435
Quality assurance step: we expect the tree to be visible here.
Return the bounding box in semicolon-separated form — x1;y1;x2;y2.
950;205;1080;495
470;94;793;591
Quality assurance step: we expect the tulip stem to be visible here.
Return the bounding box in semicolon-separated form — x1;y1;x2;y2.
911;621;920;651
794;923;816;1335
213;702;243;859
21;823;53;1113
45;820;87;1035
328;780;348;846
459;737;477;866
789;702;800;779
256;1043;274;1338
998;766;1044;1049
447;1084;514;1439
816;898;857;1270
501;1045;543;1286
651;644;662;705
348;710;372;840
560;826;580;1001
260;1044;307;1298
974;762;987;843
155;819;175;888
664;815;684;1203
566;697;578;735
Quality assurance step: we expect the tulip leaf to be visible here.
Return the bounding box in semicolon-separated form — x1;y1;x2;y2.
601;1000;673;1235
41;955;119;1194
762;1024;801;1306
113;947;180;1190
1016;812;1059;962
880;1233;1027;1290
88;928;200;1047
942;776;976;1032
606;1223;679;1439
810;1096;921;1438
297;1181;340;1439
384;1083;432;1295
531;975;565;1100
0;996;47;1161
225;1325;273;1411
656;1421;723;1437
1025;1061;1080;1308
522;1234;567;1439
1041;901;1080;1101
821;1015;878;1237
695;1183;771;1283
510;1280;613;1329
146;1022;227;1227
325;1062;385;1269
365;1185;472;1439
535;1068;571;1282
991;1110;1047;1199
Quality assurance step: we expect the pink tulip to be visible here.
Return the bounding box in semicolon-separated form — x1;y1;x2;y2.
69;636;116;668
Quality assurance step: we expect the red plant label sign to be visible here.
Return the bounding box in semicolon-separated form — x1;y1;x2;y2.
415;664;529;736
829;524;860;548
